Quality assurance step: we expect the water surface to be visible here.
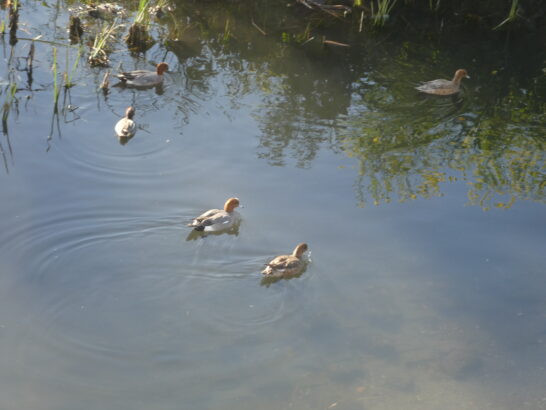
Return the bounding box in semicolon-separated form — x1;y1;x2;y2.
0;2;545;409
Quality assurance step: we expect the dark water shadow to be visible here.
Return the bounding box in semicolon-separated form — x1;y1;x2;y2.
185;223;241;241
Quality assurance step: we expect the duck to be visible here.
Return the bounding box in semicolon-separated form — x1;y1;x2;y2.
262;243;309;277
416;69;469;95
115;62;169;87
115;106;136;138
188;197;241;232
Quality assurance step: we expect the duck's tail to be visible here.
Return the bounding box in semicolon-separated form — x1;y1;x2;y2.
261;265;273;275
187;223;205;231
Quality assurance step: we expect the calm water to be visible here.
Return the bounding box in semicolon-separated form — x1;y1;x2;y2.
1;1;545;409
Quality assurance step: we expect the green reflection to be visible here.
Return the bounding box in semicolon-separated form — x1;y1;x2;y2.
340;80;546;209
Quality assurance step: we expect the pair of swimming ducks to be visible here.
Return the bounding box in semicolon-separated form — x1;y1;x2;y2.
189;197;309;278
113;62;169;138
117;62;469;94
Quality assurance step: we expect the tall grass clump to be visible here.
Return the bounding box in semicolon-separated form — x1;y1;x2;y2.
371;0;398;27
88;20;120;66
64;46;83;88
222;18;232;43
68;15;84;44
126;0;154;51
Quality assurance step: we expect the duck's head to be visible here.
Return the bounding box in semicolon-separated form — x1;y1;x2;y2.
293;242;309;258
125;106;135;119
156;62;169;75
223;197;240;212
454;69;469;81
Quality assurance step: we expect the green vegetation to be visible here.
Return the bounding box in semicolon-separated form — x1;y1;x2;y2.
338;78;545;209
0;0;543;209
88;20;120;66
1;82;17;134
52;47;60;106
63;46;83;88
494;0;521;30
370;0;398;27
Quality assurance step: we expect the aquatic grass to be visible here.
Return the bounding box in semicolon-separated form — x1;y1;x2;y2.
8;0;19;45
63;45;83;89
68;15;84;44
294;23;312;44
371;0;398;27
126;0;155;51
493;0;520;30
88;20;120;66
99;71;110;93
149;0;173;19
2;82;17;133
52;47;61;107
428;0;441;12
222;18;231;43
135;0;152;26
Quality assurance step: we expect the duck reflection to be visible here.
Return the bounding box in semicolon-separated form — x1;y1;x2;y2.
185;223;240;241
117;135;134;145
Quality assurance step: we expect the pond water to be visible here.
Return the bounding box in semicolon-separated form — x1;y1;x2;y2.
0;1;545;409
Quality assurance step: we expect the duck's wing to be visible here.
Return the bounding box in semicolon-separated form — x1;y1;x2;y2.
115;118;135;137
116;70;150;81
262;255;303;276
188;209;223;227
200;210;233;227
416;79;451;92
268;255;300;270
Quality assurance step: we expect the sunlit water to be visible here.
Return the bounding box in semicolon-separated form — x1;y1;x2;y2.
0;2;545;410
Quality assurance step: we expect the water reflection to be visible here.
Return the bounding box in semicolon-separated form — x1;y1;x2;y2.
185;224;240;241
117;134;134;145
340;78;546;208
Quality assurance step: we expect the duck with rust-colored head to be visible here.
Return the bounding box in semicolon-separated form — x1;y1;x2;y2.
115;106;136;138
188;198;241;232
262;243;309;278
416;69;469;96
116;62;169;87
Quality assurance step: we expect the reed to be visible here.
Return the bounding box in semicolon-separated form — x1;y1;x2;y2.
2;82;17;132
371;0;398;27
493;0;520;30
428;0;440;12
8;0;18;45
222;18;231;43
135;0;152;25
68;15;84;44
63;45;83;89
149;0;172;19
88;20;119;66
52;47;60;106
126;0;154;51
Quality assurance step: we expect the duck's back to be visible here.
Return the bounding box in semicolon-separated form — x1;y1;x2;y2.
416;79;459;95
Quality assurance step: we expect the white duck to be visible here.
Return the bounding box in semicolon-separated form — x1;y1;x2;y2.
262;243;309;277
114;106;136;138
188;198;241;232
